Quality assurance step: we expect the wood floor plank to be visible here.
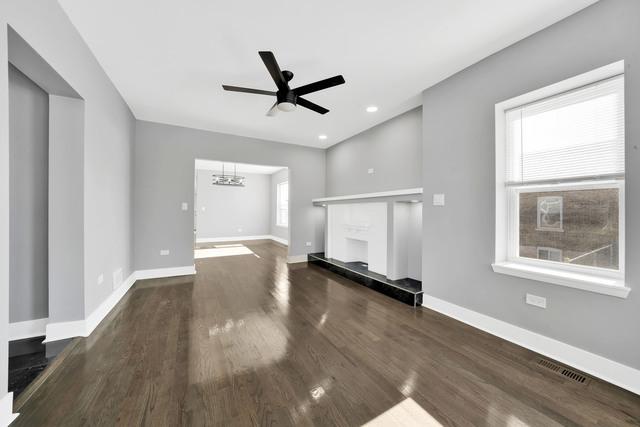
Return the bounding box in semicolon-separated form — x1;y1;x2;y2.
11;240;640;426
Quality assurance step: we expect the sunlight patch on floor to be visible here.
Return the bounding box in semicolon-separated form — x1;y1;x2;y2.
194;245;254;259
363;398;442;427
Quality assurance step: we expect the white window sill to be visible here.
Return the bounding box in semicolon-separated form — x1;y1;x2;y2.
491;262;630;299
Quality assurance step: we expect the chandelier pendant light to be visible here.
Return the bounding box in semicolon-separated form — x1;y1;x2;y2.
212;163;245;186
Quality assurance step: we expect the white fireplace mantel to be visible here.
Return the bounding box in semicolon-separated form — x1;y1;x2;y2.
312;187;423;205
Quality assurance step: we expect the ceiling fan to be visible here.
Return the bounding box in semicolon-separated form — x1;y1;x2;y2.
222;51;345;116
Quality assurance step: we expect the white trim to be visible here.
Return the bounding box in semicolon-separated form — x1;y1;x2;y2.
312;187;423;203
196;235;288;245
495;62;627;295
0;393;19;426
43;319;85;343
9;318;48;340
495;60;624;112
492;262;630;298
44;266;196;342
287;255;308;264
269;235;288;245
196;235;272;243
135;265;196;280
84;272;136;336
422;294;640;395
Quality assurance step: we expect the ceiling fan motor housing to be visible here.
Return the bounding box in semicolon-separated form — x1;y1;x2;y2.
277;90;298;111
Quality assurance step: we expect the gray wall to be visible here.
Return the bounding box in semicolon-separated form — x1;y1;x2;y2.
422;0;640;369
195;170;270;240
1;0;135;399
134;120;325;270
9;65;49;323
326;107;422;196
270;168;289;242
49;95;85;323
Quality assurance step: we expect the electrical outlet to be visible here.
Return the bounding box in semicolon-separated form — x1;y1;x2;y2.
367;168;374;174
526;293;547;309
432;193;445;206
305;242;312;247
160;249;170;256
181;202;188;211
97;274;104;285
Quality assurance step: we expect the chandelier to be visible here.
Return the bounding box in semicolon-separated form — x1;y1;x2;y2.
212;163;245;186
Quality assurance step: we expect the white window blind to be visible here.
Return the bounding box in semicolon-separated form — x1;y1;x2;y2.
505;75;624;185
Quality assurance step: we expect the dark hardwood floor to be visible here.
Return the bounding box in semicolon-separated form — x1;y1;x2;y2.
12;240;640;426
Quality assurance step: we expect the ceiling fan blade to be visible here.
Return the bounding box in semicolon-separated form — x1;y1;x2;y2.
297;97;329;115
222;85;276;96
258;51;288;90
266;101;279;117
293;75;345;96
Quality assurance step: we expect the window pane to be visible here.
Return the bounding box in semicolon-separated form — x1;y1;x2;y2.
519;188;619;269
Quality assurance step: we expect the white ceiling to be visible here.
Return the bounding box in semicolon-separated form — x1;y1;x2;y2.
58;0;597;148
195;159;285;175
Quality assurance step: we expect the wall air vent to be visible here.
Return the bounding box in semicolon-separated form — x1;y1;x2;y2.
537;358;589;384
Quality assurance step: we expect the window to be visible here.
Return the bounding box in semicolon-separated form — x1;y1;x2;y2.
494;62;628;298
537;247;562;262
276;181;289;227
536;196;563;232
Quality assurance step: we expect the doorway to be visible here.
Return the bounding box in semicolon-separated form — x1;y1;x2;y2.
193;159;289;259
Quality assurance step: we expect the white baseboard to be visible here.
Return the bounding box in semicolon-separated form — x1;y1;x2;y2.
287;254;308;264
43;319;86;343
269;235;288;245
0;392;19;426
196;235;288;245
135;265;196;280
196;235;271;243
84;272;136;336
9;318;48;340
422;294;640;396
44;266;195;342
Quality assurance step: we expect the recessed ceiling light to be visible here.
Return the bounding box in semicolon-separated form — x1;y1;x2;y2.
318;134;328;140
366;105;378;113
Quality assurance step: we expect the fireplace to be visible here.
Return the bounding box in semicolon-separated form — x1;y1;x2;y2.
326;202;387;275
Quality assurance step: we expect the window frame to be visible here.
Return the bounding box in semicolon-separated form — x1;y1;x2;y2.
276;180;289;228
493;60;629;298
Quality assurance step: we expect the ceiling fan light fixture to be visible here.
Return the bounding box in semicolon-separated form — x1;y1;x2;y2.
277;101;297;112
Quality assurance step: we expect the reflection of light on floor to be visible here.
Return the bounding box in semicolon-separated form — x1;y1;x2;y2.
399;370;417;396
310;386;325;400
318;312;328;328
197;313;287;378
194;245;254;259
273;262;290;315
488;405;530;427
363;398;442;427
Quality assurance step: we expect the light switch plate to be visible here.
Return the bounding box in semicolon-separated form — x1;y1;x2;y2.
526;293;547;309
433;193;445;206
305;242;312;247
367;168;374;174
181;202;188;211
97;274;104;285
160;249;170;256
